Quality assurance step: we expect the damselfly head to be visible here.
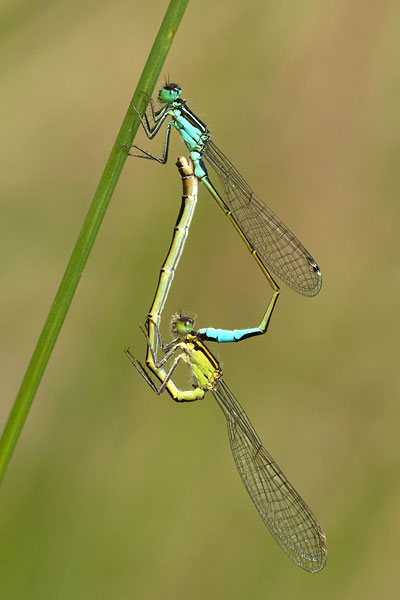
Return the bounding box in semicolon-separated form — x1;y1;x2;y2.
158;83;182;104
171;312;194;336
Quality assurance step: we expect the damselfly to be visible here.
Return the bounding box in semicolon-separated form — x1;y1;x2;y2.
126;84;322;297
125;312;327;572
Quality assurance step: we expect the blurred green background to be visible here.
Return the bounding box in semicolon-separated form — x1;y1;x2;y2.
1;0;399;598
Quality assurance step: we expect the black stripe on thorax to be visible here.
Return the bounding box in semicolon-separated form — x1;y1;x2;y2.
176;100;208;133
189;336;220;369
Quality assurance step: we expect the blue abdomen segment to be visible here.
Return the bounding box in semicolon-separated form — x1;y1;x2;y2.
198;327;263;343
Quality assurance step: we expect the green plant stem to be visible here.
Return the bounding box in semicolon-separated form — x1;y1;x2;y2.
0;0;190;487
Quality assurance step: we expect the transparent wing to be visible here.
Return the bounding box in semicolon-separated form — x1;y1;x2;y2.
203;141;322;296
213;379;327;572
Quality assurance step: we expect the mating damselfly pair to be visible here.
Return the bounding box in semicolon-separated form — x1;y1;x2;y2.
124;85;326;572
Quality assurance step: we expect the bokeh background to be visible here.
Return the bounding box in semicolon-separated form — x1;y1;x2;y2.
1;0;399;598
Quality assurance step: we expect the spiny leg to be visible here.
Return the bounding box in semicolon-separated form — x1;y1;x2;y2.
137;322;202;398
129;94;169;136
154;353;189;395
131;104;168;138
125;347;189;396
125;121;172;163
124;348;159;393
146;336;182;371
140;320;182;365
125;343;204;403
138;91;168;123
131;322;181;373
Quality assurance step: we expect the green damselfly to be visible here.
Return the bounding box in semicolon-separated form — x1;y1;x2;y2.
125;312;327;572
127;83;322;297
